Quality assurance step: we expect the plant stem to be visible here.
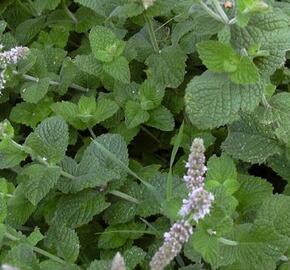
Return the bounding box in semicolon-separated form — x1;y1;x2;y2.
33;246;67;265
141;126;160;143
62;0;78;24
144;13;159;52
12;71;89;93
199;1;224;23
88;127;97;139
211;0;229;24
0;192;13;198
4;232;67;265
262;94;271;109
109;190;140;204
218;237;238;246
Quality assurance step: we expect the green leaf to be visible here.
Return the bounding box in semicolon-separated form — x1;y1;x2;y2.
0;138;27;169
222;116;282;163
123;246;146;269
93;98;119;124
87;260;110;270
0;119;14;139
32;0;62;14
46;225;80;263
25;116;69;164
21;77;50;104
89;26;125;62
103;182;142;224
27;227;44;246
125;101;150;128
109;3;143;19
229;56;259;84
206;154;239;195
10;98;53;128
51;101;82;129
52;97;119;130
98;222;145;249
231;10;290;76
52;191;110;228
84;134;129;179
74;53;102;76
256;195;290;237
220;223;288;270
139;79;165;110
103;56;130;83
4;244;39;270
235;174;273;218
0;192;7;223
6;187;36;228
15;17;46;44
145;45;187;88
20;164;61;205
257;93;290;146
185;72;263;129
110;122;140;144
197;40;240;73
58;134;128;193
146;105;175;131
191;229;222;267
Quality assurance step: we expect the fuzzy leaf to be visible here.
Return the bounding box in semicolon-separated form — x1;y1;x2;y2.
89;25;125;62
20;164;61;205
103;56;130;83
222;116;282;163
185;72;263;129
145;45;187;88
139;80;165;110
0;138;27;169
146;105;175;131
52;191;110;228
25;116;69;164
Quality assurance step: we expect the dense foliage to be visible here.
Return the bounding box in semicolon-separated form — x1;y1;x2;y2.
1;0;290;269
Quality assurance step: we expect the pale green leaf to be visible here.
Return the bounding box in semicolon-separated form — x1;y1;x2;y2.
89;26;125;62
197;40;239;73
103;56;130;83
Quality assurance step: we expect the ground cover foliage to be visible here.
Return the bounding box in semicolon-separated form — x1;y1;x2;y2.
1;0;290;269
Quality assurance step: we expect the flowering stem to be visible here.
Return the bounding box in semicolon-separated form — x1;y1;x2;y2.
12;70;89;93
144;13;159;52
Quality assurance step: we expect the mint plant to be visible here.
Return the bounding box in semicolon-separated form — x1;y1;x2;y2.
1;0;290;269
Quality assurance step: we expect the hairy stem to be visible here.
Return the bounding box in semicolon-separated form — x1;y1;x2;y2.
12;71;89;93
218;237;238;246
144;13;159;52
211;0;229;24
62;0;78;24
199;1;224;23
